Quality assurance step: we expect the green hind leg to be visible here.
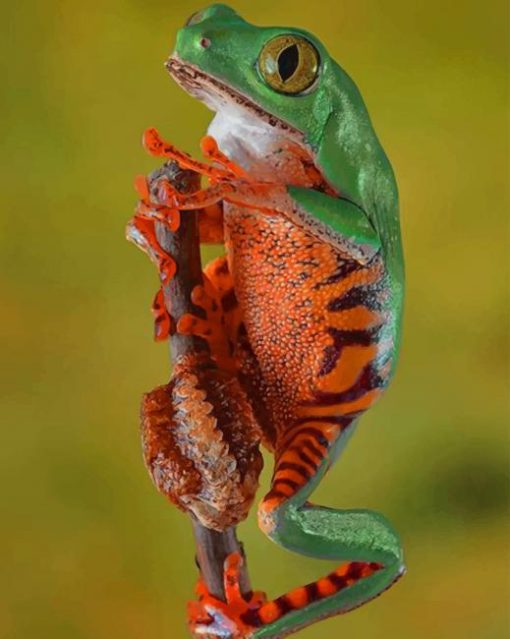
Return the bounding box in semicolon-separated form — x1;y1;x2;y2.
189;427;404;638
248;506;404;638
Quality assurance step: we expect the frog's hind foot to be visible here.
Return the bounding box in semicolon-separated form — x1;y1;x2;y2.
188;553;265;639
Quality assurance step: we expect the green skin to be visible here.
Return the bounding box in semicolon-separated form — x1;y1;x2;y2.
172;5;405;636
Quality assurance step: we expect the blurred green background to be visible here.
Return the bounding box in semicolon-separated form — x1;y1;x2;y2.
1;1;509;638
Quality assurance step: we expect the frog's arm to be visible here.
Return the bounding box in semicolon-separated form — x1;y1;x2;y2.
163;180;382;271
287;185;381;257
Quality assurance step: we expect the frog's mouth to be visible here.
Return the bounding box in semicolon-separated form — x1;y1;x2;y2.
166;55;305;144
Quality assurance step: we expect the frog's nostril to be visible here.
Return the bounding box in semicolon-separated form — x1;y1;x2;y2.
199;37;211;49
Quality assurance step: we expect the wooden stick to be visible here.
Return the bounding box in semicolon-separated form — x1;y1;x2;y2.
152;161;252;608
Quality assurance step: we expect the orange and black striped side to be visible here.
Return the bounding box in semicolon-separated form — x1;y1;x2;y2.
259;254;392;521
240;561;383;628
308;251;392;415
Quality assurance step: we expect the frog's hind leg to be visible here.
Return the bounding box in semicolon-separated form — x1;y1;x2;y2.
248;423;405;637
177;255;242;371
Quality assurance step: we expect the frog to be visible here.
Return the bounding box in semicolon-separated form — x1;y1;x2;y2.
128;4;405;637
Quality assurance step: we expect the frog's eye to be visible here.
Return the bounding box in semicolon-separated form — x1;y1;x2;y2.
258;35;320;95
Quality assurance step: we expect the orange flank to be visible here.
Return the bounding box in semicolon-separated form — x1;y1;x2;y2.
316;344;377;393
328;305;382;331
337;388;382;415
319;259;384;299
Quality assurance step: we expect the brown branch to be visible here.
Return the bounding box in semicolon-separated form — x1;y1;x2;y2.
151;162;252;612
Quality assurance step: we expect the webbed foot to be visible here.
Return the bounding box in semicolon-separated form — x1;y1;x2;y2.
188;553;265;639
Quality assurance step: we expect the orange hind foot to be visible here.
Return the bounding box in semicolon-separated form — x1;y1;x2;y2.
188;553;265;639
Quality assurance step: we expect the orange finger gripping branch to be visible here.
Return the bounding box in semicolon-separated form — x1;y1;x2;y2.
200;135;252;181
143;128;240;182
130;129;264;344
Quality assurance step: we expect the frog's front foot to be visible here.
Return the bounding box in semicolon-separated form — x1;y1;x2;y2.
188;553;265;639
127;161;202;340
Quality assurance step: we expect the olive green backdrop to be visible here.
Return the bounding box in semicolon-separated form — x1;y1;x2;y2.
1;1;508;638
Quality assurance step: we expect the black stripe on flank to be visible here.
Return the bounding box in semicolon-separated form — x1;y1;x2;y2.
330;326;382;345
327;282;383;312
313;257;361;289
318;326;381;377
318;343;343;377
312;363;385;406
276;462;311;480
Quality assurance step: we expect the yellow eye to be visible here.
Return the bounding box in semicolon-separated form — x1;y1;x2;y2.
258;35;320;95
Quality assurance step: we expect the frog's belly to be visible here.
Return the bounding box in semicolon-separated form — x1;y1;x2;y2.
224;206;392;431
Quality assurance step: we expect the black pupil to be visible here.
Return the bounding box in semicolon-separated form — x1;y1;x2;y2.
278;44;299;82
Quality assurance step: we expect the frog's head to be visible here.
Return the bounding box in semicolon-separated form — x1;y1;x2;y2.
167;4;338;146
167;4;395;217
